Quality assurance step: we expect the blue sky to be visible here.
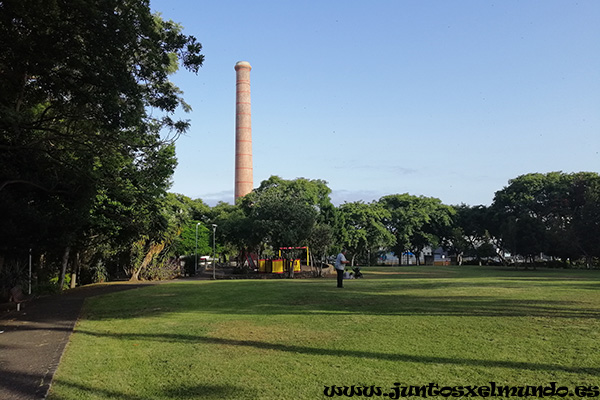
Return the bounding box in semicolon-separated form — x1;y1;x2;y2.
150;0;600;207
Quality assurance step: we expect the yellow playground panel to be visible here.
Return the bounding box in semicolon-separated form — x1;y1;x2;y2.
293;258;300;272
279;246;308;272
272;259;284;274
258;247;306;274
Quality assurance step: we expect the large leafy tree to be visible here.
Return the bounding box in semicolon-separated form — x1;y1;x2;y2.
227;176;338;275
160;194;211;256
491;173;557;262
379;194;454;265
337;201;394;266
490;172;600;266
307;223;334;268
448;204;500;265
0;0;203;285
128;193;211;281
162;193;212;257
239;177;331;252
248;176;337;223
571;173;600;266
211;201;258;262
249;192;317;251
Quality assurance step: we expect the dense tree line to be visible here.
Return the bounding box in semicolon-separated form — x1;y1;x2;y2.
175;172;600;273
0;0;204;294
215;172;600;270
489;172;600;267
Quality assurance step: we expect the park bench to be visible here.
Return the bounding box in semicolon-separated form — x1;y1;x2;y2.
9;286;29;311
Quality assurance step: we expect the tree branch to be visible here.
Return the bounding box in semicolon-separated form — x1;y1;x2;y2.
0;179;67;193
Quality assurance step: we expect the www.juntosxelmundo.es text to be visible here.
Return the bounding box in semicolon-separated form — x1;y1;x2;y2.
323;382;600;398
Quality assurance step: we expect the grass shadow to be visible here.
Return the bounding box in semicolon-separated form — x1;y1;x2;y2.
80;278;600;320
47;377;255;400
73;329;600;376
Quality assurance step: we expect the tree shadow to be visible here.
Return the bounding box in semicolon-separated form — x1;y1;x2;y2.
47;378;256;400
0;368;52;400
161;383;258;399
6;275;600;325
0;367;256;400
80;280;600;320
73;328;600;376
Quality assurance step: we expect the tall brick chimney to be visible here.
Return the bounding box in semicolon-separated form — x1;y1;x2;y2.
234;61;253;200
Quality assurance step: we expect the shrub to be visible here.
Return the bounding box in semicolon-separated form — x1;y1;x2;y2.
141;257;181;281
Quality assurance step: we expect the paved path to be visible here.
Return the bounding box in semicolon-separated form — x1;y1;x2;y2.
0;283;156;400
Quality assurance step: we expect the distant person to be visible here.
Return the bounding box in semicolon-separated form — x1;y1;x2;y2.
335;249;350;288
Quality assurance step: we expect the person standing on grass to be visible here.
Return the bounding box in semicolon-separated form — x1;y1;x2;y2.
335;249;350;288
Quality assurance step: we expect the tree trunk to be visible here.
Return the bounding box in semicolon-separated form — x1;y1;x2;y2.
58;246;71;291
70;251;80;289
311;253;320;277
131;241;165;281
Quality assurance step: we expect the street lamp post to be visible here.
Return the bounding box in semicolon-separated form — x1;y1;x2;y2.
211;224;217;280
28;248;32;295
195;222;201;276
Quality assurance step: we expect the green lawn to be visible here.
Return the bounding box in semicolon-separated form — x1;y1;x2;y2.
48;266;600;399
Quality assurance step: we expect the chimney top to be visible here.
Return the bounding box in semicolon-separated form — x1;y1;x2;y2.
235;61;252;71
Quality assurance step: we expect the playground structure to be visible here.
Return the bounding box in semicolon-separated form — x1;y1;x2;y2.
258;247;308;274
221;246;333;278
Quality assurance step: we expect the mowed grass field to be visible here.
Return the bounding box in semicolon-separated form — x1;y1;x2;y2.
48;266;600;399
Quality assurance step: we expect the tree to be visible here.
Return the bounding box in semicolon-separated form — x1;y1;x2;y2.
226;176;340;276
175;222;211;257
240;176;335;247
379;194;454;265
564;172;600;266
0;0;204;286
491;173;556;263
209;201;260;266
449;204;499;265
490;172;600;267
249;176;336;222
163;193;211;257
242;187;318;254
307;223;335;276
337;201;394;266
